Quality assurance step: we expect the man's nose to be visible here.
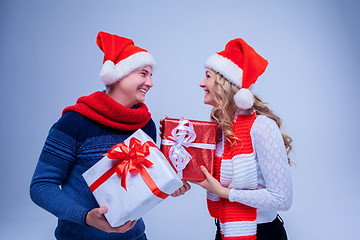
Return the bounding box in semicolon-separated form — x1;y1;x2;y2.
145;76;153;88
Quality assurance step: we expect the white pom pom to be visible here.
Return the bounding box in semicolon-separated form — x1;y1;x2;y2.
234;88;254;109
100;60;118;85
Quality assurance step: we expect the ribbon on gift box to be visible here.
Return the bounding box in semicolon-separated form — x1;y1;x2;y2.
161;119;216;178
89;137;169;199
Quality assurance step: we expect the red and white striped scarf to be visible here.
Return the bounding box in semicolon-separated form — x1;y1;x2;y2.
207;112;257;240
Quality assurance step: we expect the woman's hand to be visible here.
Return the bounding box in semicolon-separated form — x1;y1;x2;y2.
171;180;191;197
86;206;137;233
191;166;230;199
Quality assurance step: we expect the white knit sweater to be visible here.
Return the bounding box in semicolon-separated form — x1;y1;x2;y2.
212;114;293;224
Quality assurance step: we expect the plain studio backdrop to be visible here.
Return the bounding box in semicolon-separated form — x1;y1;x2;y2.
1;0;359;239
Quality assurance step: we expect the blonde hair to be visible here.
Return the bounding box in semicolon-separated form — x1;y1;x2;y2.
210;72;293;165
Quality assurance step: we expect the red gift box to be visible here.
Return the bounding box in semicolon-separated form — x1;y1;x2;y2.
160;118;218;181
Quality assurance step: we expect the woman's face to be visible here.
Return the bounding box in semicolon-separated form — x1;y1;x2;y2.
199;68;217;106
114;65;153;107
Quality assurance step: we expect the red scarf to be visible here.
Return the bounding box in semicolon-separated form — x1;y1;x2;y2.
207;112;257;240
62;91;151;131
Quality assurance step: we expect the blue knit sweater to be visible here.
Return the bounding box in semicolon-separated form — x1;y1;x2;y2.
30;111;156;240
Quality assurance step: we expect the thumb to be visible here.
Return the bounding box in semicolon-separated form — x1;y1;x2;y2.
98;206;108;215
200;166;211;178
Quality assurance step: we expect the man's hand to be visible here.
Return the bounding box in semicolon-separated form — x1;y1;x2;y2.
86;206;137;233
171;180;191;197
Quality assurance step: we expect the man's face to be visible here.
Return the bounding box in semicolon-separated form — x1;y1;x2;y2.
116;65;153;107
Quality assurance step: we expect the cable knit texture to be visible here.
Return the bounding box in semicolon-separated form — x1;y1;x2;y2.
207;113;293;236
207;112;258;240
228;115;292;223
30;92;156;240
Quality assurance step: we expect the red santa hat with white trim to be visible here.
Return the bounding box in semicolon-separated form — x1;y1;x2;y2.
205;38;268;109
96;31;155;86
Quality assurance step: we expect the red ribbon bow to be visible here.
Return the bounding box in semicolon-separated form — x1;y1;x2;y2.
89;138;169;199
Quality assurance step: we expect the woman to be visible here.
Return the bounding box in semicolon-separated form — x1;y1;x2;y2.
192;38;293;240
30;31;190;240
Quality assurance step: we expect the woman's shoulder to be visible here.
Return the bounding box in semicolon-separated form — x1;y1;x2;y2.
252;115;279;135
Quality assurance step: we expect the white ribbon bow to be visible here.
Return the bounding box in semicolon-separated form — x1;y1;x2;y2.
161;119;216;178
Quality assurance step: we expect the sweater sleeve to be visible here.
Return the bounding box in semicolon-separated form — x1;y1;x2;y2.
228;116;293;211
30;114;89;225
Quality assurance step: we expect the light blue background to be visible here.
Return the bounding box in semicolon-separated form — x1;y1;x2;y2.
1;0;359;239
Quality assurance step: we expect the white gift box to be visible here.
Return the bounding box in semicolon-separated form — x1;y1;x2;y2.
82;129;183;227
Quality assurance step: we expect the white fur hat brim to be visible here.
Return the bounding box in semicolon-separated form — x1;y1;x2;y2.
100;51;155;86
205;53;243;88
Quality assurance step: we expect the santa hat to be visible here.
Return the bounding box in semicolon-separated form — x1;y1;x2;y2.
205;38;268;109
96;31;155;86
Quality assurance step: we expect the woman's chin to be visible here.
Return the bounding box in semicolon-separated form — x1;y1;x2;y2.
203;99;215;106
